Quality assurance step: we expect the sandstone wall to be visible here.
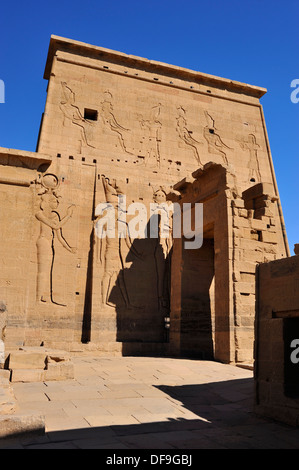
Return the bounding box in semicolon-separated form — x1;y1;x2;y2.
255;253;299;425
0;36;289;360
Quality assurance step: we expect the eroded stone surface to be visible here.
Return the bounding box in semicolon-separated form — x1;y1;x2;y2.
0;372;17;415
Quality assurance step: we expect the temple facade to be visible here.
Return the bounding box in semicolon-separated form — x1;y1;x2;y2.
0;36;289;365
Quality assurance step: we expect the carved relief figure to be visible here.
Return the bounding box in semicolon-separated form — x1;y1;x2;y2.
137;103;162;167
176;106;203;166
0;302;7;366
60;82;95;149
239;134;261;182
203;111;231;164
152;187;173;312
35;174;76;306
100;91;131;154
96;176;141;308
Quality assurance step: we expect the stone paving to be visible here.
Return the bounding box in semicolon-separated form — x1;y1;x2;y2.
1;355;299;449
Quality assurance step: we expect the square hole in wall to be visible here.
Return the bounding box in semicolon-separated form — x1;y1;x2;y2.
84;108;98;121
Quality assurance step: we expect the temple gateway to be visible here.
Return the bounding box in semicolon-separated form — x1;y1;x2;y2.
0;36;289;367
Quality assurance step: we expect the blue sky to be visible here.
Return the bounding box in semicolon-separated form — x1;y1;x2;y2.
0;0;298;252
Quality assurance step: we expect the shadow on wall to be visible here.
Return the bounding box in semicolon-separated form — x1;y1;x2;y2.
81;229;94;344
81;210;216;359
109;219;216;358
109;214;171;344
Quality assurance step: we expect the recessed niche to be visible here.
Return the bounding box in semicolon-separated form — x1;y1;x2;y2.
84;108;98;121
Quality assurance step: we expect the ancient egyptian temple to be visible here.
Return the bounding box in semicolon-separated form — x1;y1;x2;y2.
0;36;289;366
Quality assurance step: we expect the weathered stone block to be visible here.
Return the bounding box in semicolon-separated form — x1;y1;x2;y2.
0;414;45;439
235;348;254;363
234;260;257;274
44;361;74;381
0;369;11;380
5;347;74;382
231;198;245;209
242;183;276;202
255;207;274;219
234;281;255;295
250;218;268;231
10;369;46;383
233;216;251;229
261;231;278;244
7;351;46;370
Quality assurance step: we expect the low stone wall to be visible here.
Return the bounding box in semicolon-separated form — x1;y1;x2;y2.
255;248;299;426
5;347;74;383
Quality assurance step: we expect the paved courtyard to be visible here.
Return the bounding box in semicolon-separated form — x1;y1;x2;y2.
1;355;299;449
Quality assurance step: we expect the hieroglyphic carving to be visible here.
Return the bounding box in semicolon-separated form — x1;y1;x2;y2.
239;134;261;182
137;103;162;167
60;82;95;149
96;176;142;308
35;174;76;306
100;91;131;154
203;111;231;164
176;106;203;166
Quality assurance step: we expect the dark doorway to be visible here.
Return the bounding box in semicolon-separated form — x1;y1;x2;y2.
180;238;215;358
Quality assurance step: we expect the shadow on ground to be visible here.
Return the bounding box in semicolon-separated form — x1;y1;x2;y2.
2;377;299;449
